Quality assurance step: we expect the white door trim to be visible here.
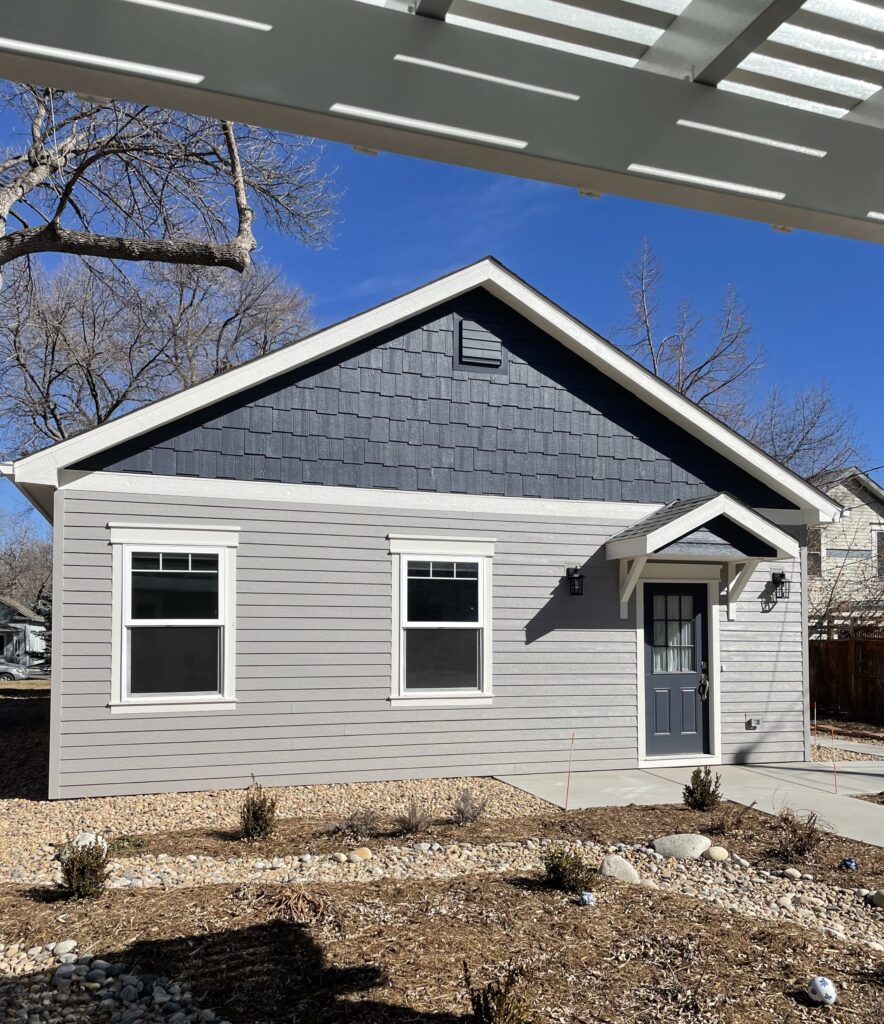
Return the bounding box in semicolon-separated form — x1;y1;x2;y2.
636;574;722;769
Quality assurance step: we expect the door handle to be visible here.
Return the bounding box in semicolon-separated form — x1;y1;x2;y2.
698;674;710;701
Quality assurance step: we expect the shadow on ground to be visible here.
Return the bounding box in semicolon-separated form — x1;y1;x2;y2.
0;683;49;800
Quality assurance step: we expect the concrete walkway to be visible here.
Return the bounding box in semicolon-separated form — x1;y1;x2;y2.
498;759;884;848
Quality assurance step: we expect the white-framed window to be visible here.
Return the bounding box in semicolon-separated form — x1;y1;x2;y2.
387;535;494;707
108;523;239;713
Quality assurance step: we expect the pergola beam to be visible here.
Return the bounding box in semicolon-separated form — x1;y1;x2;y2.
637;0;804;86
413;0;454;20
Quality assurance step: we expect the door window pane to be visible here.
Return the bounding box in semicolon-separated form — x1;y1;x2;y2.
129;626;220;695
652;591;697;673
405;629;479;690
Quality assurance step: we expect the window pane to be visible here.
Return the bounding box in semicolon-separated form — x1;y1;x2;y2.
653;594;665;618
191;553;219;571
132;571;219;619
132;552;160;570
408;561;432;577
161;552;190;571
456;562;479;579
653;621;665;646
667;595;679;618
129;626;220;695
433;562;455;578
405;628;479;690
680;595;693;619
408;577;478;622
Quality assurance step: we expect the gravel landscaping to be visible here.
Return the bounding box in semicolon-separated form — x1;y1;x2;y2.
811;743;884;762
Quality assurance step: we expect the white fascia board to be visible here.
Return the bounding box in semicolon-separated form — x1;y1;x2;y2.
12;257;839;522
479;265;840;523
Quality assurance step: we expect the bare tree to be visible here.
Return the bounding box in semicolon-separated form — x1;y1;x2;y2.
807;514;884;638
618;241;861;477
0;507;52;610
0;84;335;285
0;258;312;457
618;240;763;429
750;384;861;480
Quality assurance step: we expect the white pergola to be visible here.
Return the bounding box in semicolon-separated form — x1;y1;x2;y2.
3;0;884;241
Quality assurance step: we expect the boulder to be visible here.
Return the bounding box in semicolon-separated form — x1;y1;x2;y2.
651;834;712;860
598;854;640;884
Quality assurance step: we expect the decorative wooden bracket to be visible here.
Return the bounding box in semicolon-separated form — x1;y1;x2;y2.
726;558;761;620
619;556;647;619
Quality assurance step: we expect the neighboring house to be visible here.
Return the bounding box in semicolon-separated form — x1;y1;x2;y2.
0;594;46;666
2;259;841;799
808;467;884;638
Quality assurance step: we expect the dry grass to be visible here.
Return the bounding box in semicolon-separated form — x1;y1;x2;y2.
770;807;831;864
0;876;881;1023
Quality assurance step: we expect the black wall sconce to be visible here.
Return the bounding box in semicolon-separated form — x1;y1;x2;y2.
771;571;790;600
566;567;584;596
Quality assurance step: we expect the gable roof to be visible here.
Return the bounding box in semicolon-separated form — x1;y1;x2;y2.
813;466;884;508
605;493;800;562
3;257;841;523
0;595;44;623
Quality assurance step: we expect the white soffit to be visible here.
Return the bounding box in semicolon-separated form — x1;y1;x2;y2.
0;1;883;242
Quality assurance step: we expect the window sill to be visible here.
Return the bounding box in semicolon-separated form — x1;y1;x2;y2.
108;698;237;715
388;694;492;709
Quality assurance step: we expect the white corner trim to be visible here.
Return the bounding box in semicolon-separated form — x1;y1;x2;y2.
108;698;237;715
107;521;240;547
388;534;496;556
10;258;840;521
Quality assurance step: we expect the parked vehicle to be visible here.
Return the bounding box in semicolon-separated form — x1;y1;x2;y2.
0;658;29;681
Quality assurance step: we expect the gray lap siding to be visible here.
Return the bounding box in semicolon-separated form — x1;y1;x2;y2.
56;487;806;798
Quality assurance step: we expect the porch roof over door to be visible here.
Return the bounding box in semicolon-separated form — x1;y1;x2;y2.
605;492;800;619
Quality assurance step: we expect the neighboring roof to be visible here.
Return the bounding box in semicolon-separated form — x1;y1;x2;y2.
4;257;841;523
605;492;800;561
0;595;44;623
812;466;884;507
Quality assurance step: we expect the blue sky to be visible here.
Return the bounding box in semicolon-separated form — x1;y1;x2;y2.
4;136;884;528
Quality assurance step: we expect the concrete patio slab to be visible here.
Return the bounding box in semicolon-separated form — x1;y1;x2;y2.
498;760;884;848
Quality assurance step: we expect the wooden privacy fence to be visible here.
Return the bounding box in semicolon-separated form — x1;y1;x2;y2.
809;639;884;723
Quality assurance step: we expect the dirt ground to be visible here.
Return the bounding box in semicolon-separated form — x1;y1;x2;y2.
113;801;884;892
1;875;882;1024
816;716;884;743
0;681;49;801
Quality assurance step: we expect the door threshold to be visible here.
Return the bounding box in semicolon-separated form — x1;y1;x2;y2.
639;755;720;769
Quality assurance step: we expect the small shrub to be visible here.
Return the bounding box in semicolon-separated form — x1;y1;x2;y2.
327;807;380;840
59;836;108;899
451;786;488;825
772;806;829;862
463;960;528;1024
708;800;756;836
541;843;594;893
682;766;722;812
395;799;433;836
241;778;278;841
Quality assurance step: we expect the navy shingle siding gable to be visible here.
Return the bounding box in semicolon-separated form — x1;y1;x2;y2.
75;289;795;508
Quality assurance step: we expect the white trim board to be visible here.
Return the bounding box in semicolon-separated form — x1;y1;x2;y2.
11;258;840;523
58;470;812;529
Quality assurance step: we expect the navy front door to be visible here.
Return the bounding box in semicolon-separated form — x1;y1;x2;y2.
644;583;710;757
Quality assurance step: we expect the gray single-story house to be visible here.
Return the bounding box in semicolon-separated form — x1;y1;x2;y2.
3;258;842;799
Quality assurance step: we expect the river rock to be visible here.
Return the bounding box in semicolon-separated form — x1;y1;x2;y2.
598;854;640;884
652;834;712;860
702;846;729;863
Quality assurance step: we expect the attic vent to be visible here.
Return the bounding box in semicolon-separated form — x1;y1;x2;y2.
460;319;502;367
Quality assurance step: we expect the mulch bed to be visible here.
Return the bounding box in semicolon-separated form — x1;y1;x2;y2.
112;802;884;892
856;793;884;807
1;875;882;1024
816;717;884;742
